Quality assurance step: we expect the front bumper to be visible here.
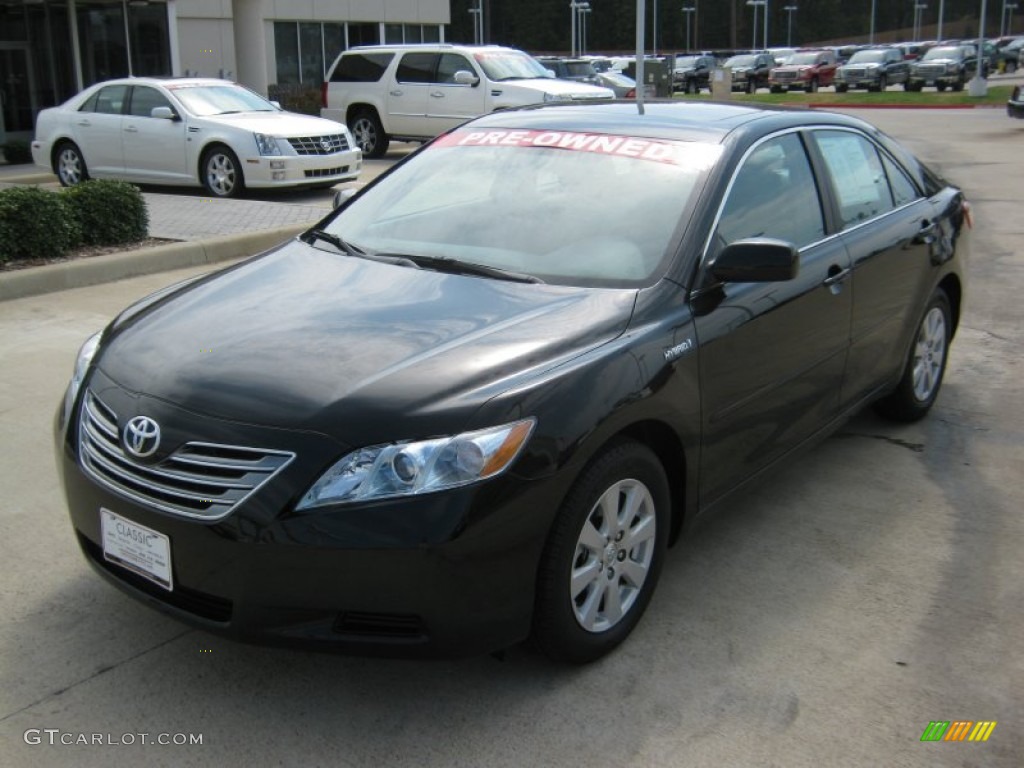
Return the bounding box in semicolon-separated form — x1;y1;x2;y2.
56;384;560;659
242;148;362;189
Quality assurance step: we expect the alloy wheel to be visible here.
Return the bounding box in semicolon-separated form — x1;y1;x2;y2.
912;307;947;402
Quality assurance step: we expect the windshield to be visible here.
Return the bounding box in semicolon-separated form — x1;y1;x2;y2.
675;56;700;68
475;51;552;80
601;72;635;86
168;84;277;116
725;55;758;67
787;52;821;65
848;50;887;63
564;62;595;77
325;129;723;288
924;46;963;60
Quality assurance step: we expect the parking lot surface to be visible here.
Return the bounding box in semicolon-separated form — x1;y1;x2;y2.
0;109;1021;767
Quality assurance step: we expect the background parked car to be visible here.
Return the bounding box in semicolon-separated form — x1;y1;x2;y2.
672;54;717;93
535;57;601;84
907;45;987;91
31;77;361;198
769;49;838;92
995;37;1024;72
834;47;910;92
593;70;637;98
723;52;775;93
321;44;613;158
1008;85;1024;118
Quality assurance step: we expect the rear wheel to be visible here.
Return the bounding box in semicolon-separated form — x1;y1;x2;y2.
952;77;965;92
746;78;757;94
874;289;952;422
1007;60;1018;74
806;77;819;93
937;82;947;92
876;74;888;92
836;83;849;93
770;85;783;93
686;78;698;95
532;441;669;663
55;141;88;187
349;109;389;159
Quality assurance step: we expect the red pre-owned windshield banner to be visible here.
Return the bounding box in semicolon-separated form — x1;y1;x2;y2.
431;129;714;167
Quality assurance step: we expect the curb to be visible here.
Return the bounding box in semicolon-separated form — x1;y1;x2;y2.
0;169;57;185
0;223;309;302
809;102;1005;110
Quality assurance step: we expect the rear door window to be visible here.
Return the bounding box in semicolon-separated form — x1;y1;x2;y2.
331;53;394;82
812;130;895;228
396;53;438;83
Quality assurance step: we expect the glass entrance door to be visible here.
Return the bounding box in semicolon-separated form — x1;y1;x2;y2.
0;45;36;145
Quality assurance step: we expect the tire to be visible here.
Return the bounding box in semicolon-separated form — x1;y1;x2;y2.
770;85;783;94
906;81;921;92
836;83;849;93
874;289;952;423
686;79;698;95
532;441;670;663
746;78;757;94
952;77;964;92
937;83;947;92
806;78;819;93
201;145;244;198
1007;60;1018;74
349;109;389;158
876;74;887;92
54;141;88;187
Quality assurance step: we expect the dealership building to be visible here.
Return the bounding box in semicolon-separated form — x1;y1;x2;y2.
0;0;450;145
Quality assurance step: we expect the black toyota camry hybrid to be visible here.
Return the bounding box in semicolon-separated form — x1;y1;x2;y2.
56;102;969;663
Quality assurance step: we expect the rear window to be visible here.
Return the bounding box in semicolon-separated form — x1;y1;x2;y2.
330;52;394;82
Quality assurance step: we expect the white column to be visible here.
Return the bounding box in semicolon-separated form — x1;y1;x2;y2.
232;0;268;94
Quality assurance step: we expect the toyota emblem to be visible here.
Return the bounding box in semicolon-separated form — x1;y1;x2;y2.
123;416;161;458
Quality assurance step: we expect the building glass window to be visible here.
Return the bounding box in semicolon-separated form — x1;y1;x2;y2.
384;24;403;44
403;24;423;44
299;22;322;85
127;3;171;77
274;22;300;84
324;23;345;73
77;2;129;85
422;25;441;43
347;23;380;47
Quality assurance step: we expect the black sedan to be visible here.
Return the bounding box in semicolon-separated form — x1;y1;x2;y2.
56;102;970;663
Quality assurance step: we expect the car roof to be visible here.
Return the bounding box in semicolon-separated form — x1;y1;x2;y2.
463;101;869;144
85;76;235;89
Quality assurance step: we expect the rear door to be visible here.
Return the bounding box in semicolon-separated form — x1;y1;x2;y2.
72;84;127;176
693;131;853;506
387;52;436;137
807;128;938;407
423;53;488;134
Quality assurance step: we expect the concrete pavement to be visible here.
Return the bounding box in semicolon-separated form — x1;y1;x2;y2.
0;144;415;301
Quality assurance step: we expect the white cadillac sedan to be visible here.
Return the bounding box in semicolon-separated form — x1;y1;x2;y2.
31;77;362;197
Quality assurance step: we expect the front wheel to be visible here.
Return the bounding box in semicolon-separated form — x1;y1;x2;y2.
874;289;952;422
686;79;698;95
952;77;965;92
747;78;757;94
836;83;849;93
806;78;819;93
876;74;887;92
201;145;244;198
532;441;670;663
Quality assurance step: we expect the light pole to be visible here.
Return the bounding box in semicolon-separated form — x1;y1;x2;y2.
913;3;927;42
784;5;797;46
870;0;876;43
581;4;592;55
653;0;659;56
468;0;483;45
937;0;945;39
682;5;696;50
1009;2;1019;34
746;0;766;49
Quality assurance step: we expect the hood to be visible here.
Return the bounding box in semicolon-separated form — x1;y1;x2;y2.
200;111;348;136
503;78;614;99
97;241;636;441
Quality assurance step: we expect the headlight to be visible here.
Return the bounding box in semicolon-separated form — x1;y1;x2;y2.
296;418;536;510
254;132;282;156
63;331;101;429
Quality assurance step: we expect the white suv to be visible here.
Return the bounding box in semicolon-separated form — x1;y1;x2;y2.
321;44;615;157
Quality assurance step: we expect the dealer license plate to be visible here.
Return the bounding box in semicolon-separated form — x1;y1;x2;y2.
100;508;173;591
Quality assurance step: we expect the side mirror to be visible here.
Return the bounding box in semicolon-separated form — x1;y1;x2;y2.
270;100;282;109
332;187;357;209
710;239;799;283
453;70;480;86
544;68;556;78
151;106;177;120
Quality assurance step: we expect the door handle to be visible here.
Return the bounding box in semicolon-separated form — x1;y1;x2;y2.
389;89;403;96
822;265;851;287
430;91;445;98
914;218;938;245
76;119;91;127
124;125;138;133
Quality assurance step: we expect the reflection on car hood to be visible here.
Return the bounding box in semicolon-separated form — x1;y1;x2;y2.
200;111;348;136
97;241;636;439
508;78;614;98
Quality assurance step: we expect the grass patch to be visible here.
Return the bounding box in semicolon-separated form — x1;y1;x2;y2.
676;84;1013;107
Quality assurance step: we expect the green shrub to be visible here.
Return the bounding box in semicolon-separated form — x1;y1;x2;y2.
64;180;148;246
268;83;322;116
1;140;32;165
0;186;80;263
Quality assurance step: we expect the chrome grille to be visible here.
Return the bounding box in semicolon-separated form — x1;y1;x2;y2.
287;134;350;155
773;70;797;81
916;64;946;77
845;67;866;78
304;166;349;178
78;392;294;521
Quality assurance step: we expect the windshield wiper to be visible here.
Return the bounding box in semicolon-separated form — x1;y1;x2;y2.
373;252;544;284
305;230;419;268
